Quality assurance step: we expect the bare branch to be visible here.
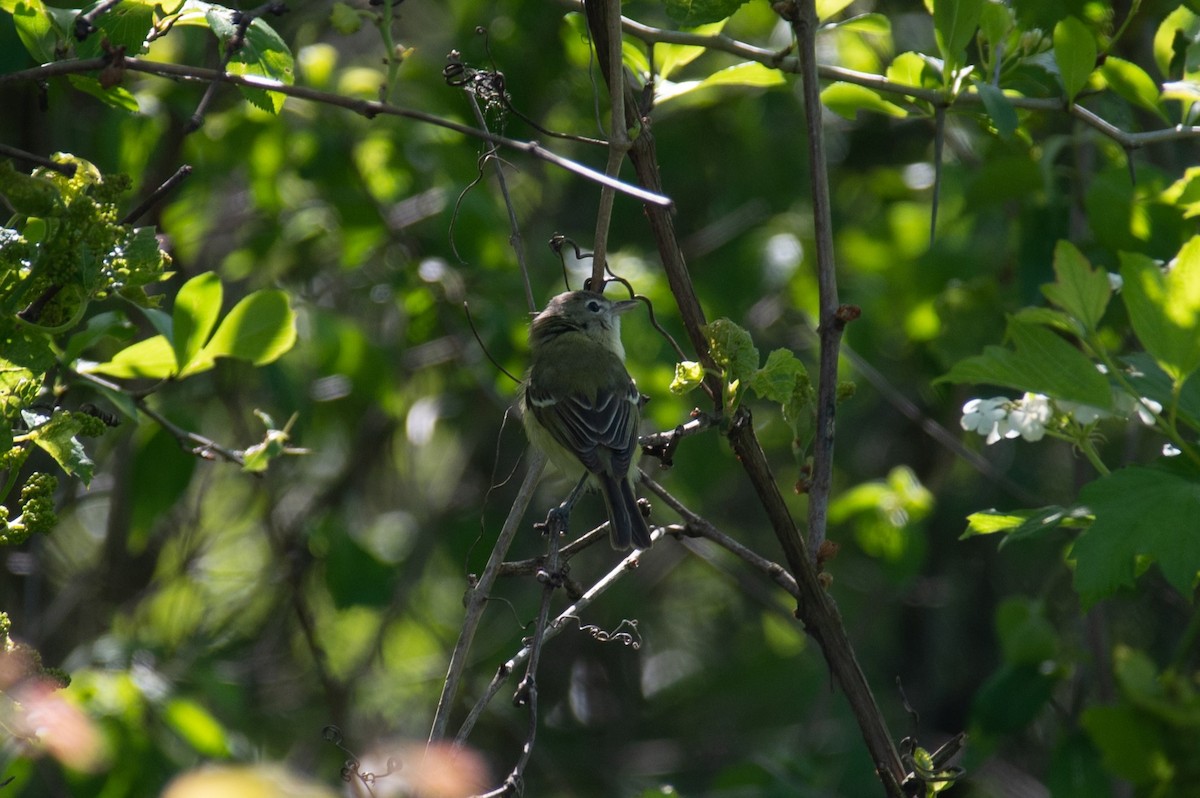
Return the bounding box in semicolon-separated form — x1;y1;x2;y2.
429;448;546;743
0;56;674;209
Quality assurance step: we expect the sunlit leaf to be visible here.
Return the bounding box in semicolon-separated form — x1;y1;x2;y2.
1099;57;1167;121
172;271;223;373
657;21;726;79
821;82;908;119
1120;242;1200;382
195;289;297;375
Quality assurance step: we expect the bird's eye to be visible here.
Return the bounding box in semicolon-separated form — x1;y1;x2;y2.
587;300;601;312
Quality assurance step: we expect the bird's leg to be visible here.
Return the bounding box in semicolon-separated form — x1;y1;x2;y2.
537;473;589;538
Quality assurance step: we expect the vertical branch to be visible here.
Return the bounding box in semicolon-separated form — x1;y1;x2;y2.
585;0;905;791
586;0;633;289
428;449;546;743
788;1;847;563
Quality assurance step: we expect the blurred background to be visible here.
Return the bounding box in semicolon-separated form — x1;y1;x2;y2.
2;0;1197;795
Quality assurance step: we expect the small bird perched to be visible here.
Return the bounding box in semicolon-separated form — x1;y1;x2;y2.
521;290;653;550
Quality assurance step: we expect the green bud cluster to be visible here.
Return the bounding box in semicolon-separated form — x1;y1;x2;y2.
1;155;169;330
73;410;109;437
0;472;58;545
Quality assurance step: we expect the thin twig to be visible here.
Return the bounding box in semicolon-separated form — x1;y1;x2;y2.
0;144;77;177
0;57;674;208
558;0;1200;150
586;0;634;290
122;164;193;224
640;474;801;599
429;448;546;743
464;91;534;311
455;524;664;744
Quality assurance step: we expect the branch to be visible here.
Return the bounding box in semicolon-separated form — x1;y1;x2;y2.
561;0;1200;150
429;448;546;743
585;0;634;289
0;56;674;209
454;524;664;744
788;3;848;564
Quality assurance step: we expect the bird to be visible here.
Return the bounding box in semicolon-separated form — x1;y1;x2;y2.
520;290;653;550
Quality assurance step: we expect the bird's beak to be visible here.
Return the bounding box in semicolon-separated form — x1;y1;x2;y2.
612;298;640;315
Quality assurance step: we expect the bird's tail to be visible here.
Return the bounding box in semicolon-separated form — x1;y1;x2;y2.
598;472;652;550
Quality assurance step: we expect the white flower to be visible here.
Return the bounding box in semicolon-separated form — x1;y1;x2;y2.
1163;443;1182;457
1114;395;1163;426
1107;272;1123;292
1008;393;1053;441
961;397;1016;445
1135;398;1162;426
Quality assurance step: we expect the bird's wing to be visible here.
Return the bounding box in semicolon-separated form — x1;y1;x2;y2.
527;379;640;475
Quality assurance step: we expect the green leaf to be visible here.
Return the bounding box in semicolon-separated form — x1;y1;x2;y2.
77;0;156;56
656;61;786;105
1073;459;1200;605
1162;166;1200;218
1120;242;1200;383
657;21;726;79
974;81;1018;138
21;408;94;484
826;13;890;37
1054;16;1097;102
704;318;758;387
194;289;297;375
1040;240;1111;334
1100;57;1168;121
66;75;141;112
962;505;1091;547
750;349;808;404
663;0;748;27
887;51;939;88
939;317;1112;407
163;697;231;757
61;310;134;364
172;272;223;373
820;82;908;119
4;0;66;64
933;0;983;66
1153;7;1200;79
172;0;294;113
815;0;854;22
978;1;1013;50
86;334;177;379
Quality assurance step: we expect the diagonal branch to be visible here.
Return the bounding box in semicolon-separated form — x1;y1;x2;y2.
0;56;674;209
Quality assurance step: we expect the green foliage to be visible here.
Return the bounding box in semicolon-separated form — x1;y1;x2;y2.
2;0;1200;795
86;271;296;379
